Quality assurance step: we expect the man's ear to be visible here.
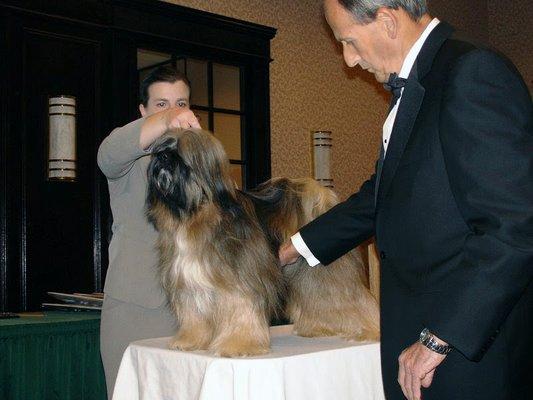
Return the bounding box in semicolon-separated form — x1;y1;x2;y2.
139;103;147;117
375;7;398;40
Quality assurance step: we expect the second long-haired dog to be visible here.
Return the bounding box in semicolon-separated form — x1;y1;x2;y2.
147;129;379;357
245;178;380;341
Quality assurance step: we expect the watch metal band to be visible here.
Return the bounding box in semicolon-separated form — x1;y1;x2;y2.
419;328;453;355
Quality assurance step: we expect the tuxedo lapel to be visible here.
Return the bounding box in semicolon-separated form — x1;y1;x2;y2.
376;80;425;205
375;22;454;207
374;145;385;205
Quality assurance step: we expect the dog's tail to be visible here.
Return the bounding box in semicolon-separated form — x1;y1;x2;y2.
288;177;339;221
242;177;341;247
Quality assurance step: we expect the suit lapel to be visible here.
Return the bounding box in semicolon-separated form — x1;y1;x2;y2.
375;22;454;207
376;81;425;205
374;145;385;205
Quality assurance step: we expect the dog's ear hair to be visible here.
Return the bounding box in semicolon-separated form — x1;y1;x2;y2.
245;178;289;205
147;135;191;215
148;136;178;195
243;178;305;248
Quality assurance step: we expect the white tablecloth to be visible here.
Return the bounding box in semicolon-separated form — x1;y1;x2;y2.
113;325;385;400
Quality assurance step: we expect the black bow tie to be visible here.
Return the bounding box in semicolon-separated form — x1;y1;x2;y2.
384;73;408;110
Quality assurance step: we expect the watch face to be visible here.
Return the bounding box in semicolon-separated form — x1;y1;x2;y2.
420;328;429;341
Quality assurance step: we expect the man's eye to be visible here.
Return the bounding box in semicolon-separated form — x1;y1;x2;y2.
177;101;188;108
157;102;166;107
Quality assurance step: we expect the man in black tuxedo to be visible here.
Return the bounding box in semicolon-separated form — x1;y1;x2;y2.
280;1;532;399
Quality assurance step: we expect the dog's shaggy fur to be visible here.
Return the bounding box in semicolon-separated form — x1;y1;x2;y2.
147;129;379;357
246;178;379;341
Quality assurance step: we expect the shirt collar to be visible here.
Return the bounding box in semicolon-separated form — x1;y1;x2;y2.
398;18;440;79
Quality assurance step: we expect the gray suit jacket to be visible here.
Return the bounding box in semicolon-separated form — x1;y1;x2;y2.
98;117;166;308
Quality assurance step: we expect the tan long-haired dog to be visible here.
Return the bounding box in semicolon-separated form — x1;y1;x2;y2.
147;129;379;357
147;129;283;357
245;178;380;341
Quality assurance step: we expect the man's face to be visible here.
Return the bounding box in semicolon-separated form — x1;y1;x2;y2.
324;0;393;83
139;80;191;117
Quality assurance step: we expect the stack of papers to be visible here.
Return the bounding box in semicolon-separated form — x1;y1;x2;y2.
42;292;104;311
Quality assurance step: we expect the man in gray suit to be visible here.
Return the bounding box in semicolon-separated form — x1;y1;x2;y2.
97;66;200;398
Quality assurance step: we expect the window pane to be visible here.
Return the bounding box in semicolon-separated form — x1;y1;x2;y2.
229;164;243;189
187;59;208;107
213;63;240;111
213;113;241;161
137;49;171;69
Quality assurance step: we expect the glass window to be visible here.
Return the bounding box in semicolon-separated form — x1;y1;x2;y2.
187;59;208;107
213;113;241;161
213;63;240;111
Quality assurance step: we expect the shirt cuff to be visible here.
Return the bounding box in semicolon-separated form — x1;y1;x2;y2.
291;232;321;267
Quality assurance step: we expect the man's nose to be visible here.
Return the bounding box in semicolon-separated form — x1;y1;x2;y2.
342;44;361;67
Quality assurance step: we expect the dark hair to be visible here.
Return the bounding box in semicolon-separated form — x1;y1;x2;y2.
139;65;191;107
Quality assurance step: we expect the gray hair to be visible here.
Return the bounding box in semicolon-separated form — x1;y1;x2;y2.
337;0;428;22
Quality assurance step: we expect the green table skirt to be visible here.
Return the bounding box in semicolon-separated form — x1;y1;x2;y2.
0;312;106;400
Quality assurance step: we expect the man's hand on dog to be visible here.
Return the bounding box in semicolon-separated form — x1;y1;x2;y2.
278;242;301;267
398;341;447;400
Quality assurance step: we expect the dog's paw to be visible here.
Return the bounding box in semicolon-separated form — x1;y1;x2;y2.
343;328;380;342
169;333;208;351
212;338;269;357
293;326;336;338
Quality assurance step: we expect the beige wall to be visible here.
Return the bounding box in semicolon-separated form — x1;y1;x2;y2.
163;0;531;199
431;0;488;43
432;0;532;91
488;0;533;92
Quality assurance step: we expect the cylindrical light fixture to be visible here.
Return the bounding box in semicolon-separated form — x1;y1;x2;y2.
312;130;333;188
48;95;76;181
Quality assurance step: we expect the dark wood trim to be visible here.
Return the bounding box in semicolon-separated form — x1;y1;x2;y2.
0;0;111;26
3;8;24;311
1;0;276;59
207;61;214;132
0;0;277;39
0;11;7;311
112;0;276;38
245;60;272;187
239;65;248;184
192;105;244;116
111;0;275;57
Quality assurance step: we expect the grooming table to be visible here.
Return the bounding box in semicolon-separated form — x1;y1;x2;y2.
113;324;385;400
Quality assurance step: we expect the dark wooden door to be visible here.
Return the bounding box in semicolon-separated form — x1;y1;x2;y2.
2;11;111;311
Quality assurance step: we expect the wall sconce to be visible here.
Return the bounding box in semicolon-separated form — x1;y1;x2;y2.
48;95;76;181
312;130;333;188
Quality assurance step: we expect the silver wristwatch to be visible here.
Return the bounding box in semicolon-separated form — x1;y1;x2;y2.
419;328;453;355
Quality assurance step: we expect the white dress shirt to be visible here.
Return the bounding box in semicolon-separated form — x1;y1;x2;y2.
292;18;441;267
382;18;440;153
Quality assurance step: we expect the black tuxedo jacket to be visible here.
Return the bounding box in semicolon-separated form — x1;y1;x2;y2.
300;22;533;400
